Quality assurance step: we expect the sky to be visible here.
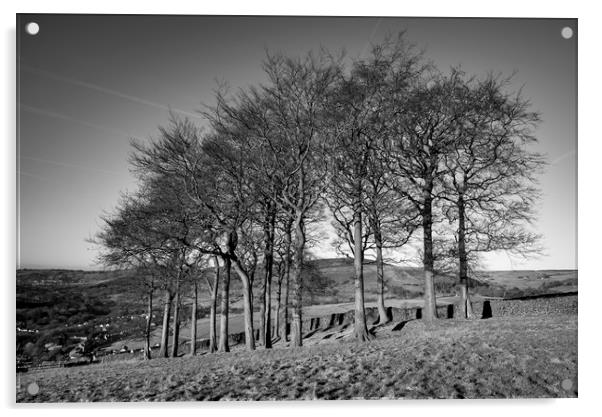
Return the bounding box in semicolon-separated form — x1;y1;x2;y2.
16;15;577;270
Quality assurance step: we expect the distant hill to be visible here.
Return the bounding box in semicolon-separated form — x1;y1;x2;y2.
306;257;446;303
17;269;126;287
16;259;577;364
17;259;578;310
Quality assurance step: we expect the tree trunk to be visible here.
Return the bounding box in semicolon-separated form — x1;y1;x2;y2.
259;207;276;348
143;287;153;360
218;257;231;353
279;219;292;342
283;265;290;341
459;283;474;318
457;191;474;319
231;258;256;351
249;269;256;344
275;274;282;339
170;278;181;358
190;280;198;356
158;289;172;358
259;282;266;343
374;225;390;324
422;186;438;322
209;256;220;353
264;271;272;348
352;207;372;342
290;213;305;347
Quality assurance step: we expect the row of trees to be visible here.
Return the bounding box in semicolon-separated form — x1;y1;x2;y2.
95;33;544;356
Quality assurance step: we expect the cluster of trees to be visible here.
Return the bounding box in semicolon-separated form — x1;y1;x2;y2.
95;33;544;357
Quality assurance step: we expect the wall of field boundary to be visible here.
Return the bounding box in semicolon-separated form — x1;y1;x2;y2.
106;291;579;356
471;291;577;318
189;291;578;351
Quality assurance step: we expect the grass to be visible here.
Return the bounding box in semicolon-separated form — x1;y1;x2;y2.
17;312;577;401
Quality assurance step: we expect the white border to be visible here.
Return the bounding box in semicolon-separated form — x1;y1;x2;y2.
3;1;599;416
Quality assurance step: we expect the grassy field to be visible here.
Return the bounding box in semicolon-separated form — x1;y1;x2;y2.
17;310;577;401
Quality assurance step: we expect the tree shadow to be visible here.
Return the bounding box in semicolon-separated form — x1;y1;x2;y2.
392;320;412;331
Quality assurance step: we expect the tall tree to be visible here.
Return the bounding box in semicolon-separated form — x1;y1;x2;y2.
259;52;340;346
326;36;424;338
440;72;545;318
325;60;384;341
131;118;260;351
207;84;295;349
386;70;464;322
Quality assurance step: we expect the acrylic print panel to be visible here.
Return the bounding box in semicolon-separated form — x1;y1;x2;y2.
16;14;577;402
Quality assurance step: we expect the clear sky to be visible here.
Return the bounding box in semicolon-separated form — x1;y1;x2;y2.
17;15;577;270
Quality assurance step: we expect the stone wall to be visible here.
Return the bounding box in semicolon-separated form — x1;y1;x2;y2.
470;292;577;319
194;292;577;351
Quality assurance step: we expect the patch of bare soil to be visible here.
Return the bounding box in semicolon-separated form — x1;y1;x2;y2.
17;313;577;401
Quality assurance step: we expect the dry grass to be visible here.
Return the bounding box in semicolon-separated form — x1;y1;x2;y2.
17;312;577;402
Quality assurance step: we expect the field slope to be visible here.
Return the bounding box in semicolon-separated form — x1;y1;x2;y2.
17;310;577;401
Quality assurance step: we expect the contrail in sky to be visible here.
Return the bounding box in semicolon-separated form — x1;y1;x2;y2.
20;156;124;176
20;63;203;120
551;149;576;165
18;170;58;184
20;103;144;141
19;104;136;177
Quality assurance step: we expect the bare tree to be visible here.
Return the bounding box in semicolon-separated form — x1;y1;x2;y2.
130;117;260;351
325;35;424;338
141;176;206;358
94;187;193;359
440;72;545;318
256;52;340;347
201;51;342;348
386;69;465;323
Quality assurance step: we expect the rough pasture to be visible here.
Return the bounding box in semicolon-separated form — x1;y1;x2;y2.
17;309;577;402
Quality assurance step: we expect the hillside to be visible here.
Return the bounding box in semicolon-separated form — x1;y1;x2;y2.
16;259;578;364
17;308;578;401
